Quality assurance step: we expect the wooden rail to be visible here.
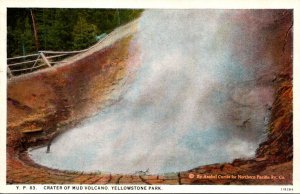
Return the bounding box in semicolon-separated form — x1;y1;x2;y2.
7;33;109;78
7;51;73;78
7;51;85;78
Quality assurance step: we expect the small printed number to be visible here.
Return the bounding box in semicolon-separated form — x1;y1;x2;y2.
281;187;293;192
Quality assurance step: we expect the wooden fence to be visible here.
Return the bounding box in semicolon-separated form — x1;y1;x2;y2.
7;50;87;78
7;33;109;79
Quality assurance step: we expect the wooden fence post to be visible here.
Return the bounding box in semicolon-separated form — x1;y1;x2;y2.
31;54;40;71
7;66;13;78
40;52;52;67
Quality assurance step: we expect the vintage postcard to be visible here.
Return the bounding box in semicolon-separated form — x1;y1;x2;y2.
0;0;299;193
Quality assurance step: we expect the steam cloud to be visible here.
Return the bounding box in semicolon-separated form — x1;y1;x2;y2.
29;10;275;174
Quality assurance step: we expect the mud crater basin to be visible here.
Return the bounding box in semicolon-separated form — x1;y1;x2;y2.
28;84;273;174
29;10;276;174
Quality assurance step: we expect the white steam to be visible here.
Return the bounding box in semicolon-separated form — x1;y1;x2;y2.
29;10;275;174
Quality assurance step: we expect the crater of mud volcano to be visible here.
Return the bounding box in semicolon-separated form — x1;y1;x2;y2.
7;10;293;185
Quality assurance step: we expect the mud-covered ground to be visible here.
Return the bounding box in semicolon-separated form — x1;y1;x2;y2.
7;10;292;184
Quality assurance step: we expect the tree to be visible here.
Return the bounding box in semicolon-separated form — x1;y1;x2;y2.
30;9;39;51
72;16;98;50
7;8;143;57
20;17;35;56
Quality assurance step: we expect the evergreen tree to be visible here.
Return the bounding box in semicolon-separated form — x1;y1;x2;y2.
23;17;35;54
72;16;98;50
7;8;143;57
14;17;35;56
